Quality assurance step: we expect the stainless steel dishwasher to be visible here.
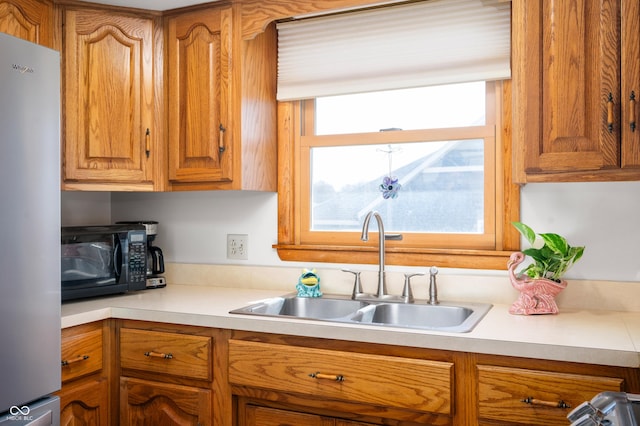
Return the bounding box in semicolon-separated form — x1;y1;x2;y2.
568;391;640;425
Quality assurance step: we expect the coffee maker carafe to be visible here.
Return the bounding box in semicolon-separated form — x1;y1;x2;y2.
117;221;166;288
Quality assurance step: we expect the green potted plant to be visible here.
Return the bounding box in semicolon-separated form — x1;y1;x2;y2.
508;222;585;315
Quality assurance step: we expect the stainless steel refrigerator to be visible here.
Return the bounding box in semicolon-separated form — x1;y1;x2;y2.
0;33;61;425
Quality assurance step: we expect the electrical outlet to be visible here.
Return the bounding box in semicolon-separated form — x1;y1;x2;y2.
227;234;248;260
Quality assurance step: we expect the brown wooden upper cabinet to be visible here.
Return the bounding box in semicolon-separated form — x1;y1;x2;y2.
513;0;640;183
166;7;233;187
62;3;277;192
165;5;277;191
62;7;159;191
0;0;54;47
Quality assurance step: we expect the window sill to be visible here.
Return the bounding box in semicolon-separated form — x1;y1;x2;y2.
274;244;512;270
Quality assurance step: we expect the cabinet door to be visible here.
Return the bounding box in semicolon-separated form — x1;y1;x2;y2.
513;0;621;179
620;0;640;168
243;405;377;426
167;7;232;184
63;8;154;185
58;376;109;426
244;405;331;426
0;0;53;47
120;377;212;426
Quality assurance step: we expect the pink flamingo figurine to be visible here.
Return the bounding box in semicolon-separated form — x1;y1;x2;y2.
508;252;567;315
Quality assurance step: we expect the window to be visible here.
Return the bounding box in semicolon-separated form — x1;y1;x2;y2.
275;80;520;270
308;82;489;242
274;0;519;270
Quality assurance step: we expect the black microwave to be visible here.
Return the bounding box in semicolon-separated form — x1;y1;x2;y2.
61;225;147;301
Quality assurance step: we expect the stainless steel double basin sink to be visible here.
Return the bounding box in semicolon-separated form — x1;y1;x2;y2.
230;294;492;333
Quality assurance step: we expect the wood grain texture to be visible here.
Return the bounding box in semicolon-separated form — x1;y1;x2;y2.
511;0;640;182
167;7;232;184
274;244;514;270
57;375;109;426
539;0;618;169
120;377;212;426
56;321;110;426
240;0;405;40
61;323;103;383
499;80;520;252
0;0;54;47
117;321;222;425
62;7;155;187
229;339;453;415
238;21;277;191
167;5;277;191
120;328;212;381
244;405;330;426
620;0;640;168
477;364;623;425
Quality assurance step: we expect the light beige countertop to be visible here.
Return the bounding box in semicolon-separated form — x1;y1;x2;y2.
61;284;640;368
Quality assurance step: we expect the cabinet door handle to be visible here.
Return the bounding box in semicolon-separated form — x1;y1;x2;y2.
521;397;570;409
308;372;344;382
145;128;150;158
607;93;615;133
61;355;89;366
219;123;226;154
630;91;636;132
144;351;173;359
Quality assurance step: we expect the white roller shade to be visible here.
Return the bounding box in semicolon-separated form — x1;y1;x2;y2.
277;0;511;101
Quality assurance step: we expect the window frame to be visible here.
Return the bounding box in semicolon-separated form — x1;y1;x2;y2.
275;81;520;270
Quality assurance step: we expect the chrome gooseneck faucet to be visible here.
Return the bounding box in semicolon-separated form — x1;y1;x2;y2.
361;211;387;298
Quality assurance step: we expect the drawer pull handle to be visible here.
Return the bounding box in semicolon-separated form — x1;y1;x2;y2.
309;372;344;382
144;351;173;360
145;127;151;158
219;123;226;154
521;397;570;409
61;355;89;366
630;91;636;132
607;92;614;133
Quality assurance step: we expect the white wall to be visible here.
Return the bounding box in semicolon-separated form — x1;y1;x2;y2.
520;182;640;282
110;191;281;265
61;192;111;226
61;181;640;282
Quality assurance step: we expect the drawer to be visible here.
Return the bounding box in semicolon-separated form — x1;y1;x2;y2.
477;365;624;425
120;328;212;381
61;324;103;383
228;340;453;415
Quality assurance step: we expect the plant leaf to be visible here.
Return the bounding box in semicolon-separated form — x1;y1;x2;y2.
568;246;585;263
540;233;569;256
512;222;536;246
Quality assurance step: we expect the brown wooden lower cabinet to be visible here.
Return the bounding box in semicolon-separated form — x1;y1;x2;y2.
241;404;377;426
58;375;109;425
120;377;212;425
229;332;458;425
477;364;625;426
56;321;111;425
117;320;222;426
58;320;640;426
228;332;640;426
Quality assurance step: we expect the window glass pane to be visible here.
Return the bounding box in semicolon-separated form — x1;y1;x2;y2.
315;82;486;135
311;139;484;233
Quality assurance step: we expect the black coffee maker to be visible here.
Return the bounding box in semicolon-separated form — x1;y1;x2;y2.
117;221;166;288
